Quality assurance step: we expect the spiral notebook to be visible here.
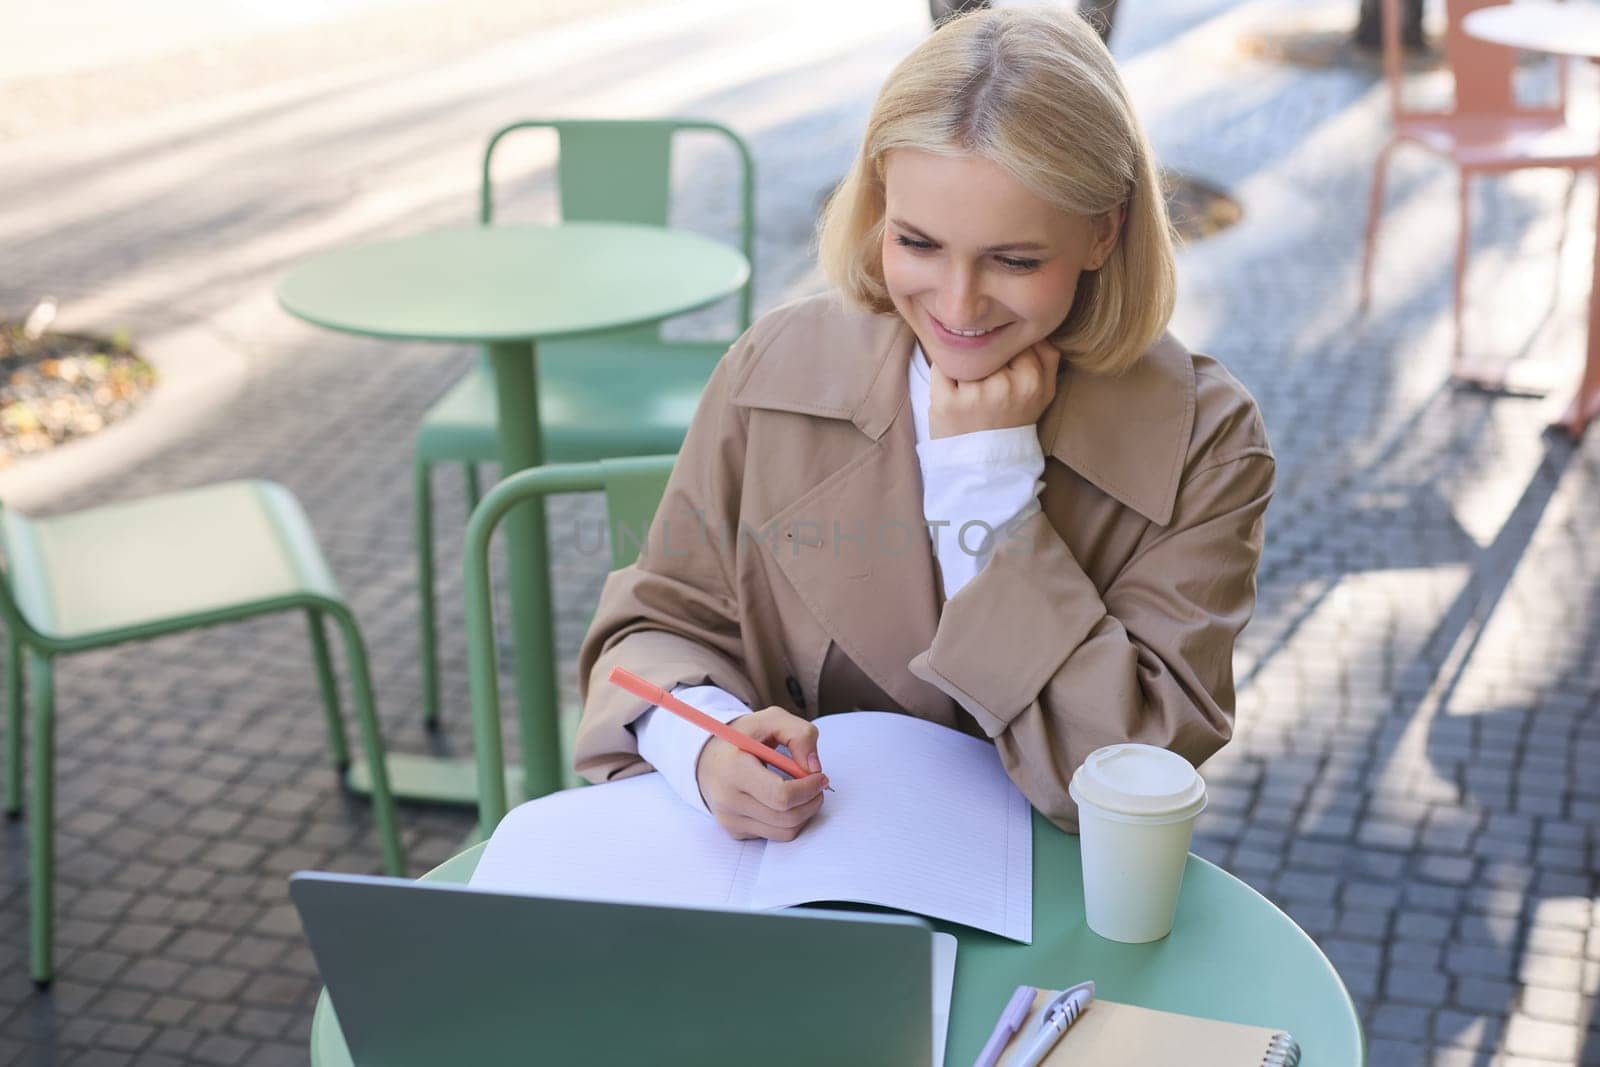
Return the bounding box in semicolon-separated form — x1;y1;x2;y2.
995;988;1300;1067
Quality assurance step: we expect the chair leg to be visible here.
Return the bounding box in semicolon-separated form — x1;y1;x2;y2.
327;605;406;877
415;456;442;730
464;463;483;517
307;610;350;772
1453;172;1472;375
1553;169;1579;314
1360;141;1398;315
5;633;22;818
28;650;54;986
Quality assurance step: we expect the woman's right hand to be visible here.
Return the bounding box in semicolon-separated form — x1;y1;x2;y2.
696;707;828;841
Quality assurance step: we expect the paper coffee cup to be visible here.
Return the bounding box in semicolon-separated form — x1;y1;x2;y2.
1068;744;1207;944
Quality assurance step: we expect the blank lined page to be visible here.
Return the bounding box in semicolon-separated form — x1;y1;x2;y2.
748;712;1032;942
469;773;764;908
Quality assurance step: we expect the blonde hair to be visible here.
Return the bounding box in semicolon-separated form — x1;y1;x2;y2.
817;5;1176;375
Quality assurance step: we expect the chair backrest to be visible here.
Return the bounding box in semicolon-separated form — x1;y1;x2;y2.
598;458;678;571
1382;0;1567;123
479;119;756;342
463;456;677;832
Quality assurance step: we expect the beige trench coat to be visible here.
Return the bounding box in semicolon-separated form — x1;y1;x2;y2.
573;292;1274;829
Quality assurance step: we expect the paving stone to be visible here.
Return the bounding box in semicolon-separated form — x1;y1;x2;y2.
1503;1014;1583;1060
1282;901;1336;937
1404;883;1468;917
141;1028;199;1059
116;960;188;996
1526;925;1587;957
1519;952;1584;992
221;937;286;972
230;1007;296;1042
1360;850;1413;882
175;964;250;1003
60;951;131;985
230;1041;303;1067
188;1033;254;1065
1434;1009;1503;1051
1447;943;1519;981
1365;1037;1432;1066
1276;870;1342;905
1390;940;1445;969
1370;1002;1432;1040
137;997;198;1028
1395;911;1454;945
1384;965;1449;1008
95;1023;153;1053
1337;907;1392;941
1358;820;1420;851
70;1052;135;1067
87;990;152;1024
1518;985;1585;1025
1344;882;1405;912
1533;842;1588;873
165;930;230;964
182;1003;237;1035
1416;854;1478;886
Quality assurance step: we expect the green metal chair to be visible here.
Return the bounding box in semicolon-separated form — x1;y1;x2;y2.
416;119;754;729
461;456;675;837
0;479;405;984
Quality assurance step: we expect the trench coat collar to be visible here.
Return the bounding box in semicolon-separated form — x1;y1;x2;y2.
731;301;1196;526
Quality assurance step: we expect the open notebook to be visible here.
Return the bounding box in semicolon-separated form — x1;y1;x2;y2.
470;711;1033;942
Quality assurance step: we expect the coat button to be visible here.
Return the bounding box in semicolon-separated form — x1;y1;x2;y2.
785;676;807;710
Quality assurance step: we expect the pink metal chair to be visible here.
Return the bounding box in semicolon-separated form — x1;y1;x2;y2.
1359;0;1599;376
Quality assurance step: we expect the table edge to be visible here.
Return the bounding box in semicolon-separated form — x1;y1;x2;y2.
275;224;750;345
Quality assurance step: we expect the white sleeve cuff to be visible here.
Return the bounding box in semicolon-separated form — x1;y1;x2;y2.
631;685;752;818
917;426;1046;598
917;424;1043;470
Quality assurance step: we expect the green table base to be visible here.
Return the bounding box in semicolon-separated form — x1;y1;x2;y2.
308;814;1364;1065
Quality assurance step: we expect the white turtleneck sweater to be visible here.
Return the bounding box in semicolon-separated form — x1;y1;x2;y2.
629;344;1047;816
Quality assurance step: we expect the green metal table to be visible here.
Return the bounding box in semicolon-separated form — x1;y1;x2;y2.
309;813;1364;1064
277;223;749;806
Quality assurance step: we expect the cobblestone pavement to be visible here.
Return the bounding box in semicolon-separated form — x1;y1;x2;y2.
2;0;1600;1063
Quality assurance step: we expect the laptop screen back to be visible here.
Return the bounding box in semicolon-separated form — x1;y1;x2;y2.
291;872;933;1067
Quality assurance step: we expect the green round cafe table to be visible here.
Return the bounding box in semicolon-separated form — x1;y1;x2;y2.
309;812;1364;1065
277;223;748;807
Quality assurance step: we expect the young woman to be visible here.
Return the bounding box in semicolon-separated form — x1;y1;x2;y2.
573;6;1274;842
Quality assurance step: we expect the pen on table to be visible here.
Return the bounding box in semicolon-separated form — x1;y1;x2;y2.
1010;980;1094;1067
606;666;834;791
973;985;1037;1067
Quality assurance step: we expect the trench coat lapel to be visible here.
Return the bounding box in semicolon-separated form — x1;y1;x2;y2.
1042;331;1194;526
733;306;947;719
766;402;947;718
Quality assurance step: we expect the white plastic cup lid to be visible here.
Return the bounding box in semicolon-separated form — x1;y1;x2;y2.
1068;743;1206;820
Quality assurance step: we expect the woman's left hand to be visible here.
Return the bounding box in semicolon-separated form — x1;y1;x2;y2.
929;340;1062;439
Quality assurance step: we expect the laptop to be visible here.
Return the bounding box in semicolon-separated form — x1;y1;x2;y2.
291;872;958;1067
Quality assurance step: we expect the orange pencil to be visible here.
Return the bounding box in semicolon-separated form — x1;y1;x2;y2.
607;666;832;789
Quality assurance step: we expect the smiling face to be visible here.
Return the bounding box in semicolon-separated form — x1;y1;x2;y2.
880;149;1120;381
